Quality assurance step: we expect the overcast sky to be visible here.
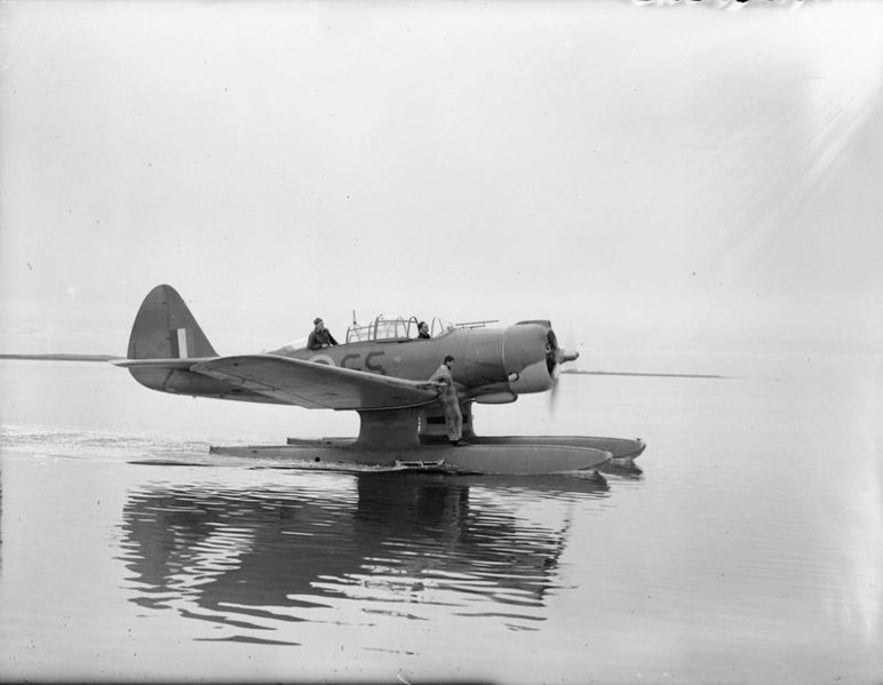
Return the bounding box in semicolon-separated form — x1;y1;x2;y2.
1;0;881;367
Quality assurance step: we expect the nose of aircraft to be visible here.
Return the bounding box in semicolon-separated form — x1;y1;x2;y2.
544;327;579;374
557;348;579;364
546;332;578;414
503;322;578;395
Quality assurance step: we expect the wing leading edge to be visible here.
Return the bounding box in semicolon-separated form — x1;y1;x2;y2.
190;355;440;410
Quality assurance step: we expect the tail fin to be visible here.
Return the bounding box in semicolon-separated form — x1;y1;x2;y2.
127;284;217;359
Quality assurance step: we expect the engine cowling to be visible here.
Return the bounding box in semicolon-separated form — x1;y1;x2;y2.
503;321;573;396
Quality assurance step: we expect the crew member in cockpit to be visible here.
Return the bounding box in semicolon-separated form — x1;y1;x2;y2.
308;317;338;350
417;321;431;339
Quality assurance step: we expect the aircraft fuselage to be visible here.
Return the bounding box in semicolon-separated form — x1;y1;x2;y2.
268;320;562;405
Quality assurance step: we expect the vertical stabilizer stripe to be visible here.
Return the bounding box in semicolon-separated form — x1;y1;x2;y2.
176;328;189;358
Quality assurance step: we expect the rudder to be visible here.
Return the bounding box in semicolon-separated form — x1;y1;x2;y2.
127;284;218;359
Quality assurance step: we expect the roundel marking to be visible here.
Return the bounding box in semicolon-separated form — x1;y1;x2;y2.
308;354;336;366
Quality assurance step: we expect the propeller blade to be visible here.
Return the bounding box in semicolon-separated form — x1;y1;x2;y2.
545;326;577;416
548;373;561;413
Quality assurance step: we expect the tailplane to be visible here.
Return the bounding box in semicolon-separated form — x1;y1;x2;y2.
127;284;217;359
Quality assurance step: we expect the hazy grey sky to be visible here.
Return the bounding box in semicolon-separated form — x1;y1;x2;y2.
2;0;881;362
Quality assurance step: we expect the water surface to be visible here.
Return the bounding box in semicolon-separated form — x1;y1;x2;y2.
0;359;880;683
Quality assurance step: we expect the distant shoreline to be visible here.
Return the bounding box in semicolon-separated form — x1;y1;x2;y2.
0;355;728;378
562;370;729;379
0;353;115;362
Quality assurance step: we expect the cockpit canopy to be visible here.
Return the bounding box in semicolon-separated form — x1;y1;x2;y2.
268;316;499;354
345;315;455;344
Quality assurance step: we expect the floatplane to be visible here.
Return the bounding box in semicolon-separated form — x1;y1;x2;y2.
114;285;645;476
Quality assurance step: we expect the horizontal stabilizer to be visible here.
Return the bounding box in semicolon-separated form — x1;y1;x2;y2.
111;357;214;369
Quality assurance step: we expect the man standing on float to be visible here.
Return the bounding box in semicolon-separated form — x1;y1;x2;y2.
429;355;465;446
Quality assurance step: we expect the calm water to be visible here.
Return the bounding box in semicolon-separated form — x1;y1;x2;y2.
0;358;880;683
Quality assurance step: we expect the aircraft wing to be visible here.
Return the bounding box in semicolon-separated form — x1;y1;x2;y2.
190;355;440;410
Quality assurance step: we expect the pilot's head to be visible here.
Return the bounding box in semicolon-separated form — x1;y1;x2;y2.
443;355;455;368
418;321;428;334
313;317;325;331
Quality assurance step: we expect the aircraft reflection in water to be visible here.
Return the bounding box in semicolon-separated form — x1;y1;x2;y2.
116;473;610;641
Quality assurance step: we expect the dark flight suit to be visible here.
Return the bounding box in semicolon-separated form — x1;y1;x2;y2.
307;329;338;350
